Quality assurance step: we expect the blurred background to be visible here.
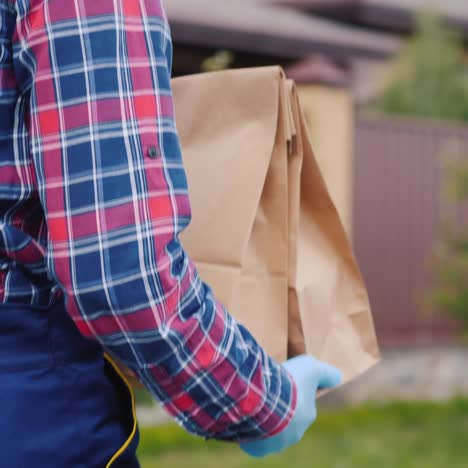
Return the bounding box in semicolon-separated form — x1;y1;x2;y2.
138;1;468;466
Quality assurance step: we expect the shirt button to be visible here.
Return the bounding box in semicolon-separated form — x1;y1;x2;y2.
147;146;160;159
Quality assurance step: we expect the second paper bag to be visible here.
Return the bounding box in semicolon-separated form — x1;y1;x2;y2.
172;66;379;384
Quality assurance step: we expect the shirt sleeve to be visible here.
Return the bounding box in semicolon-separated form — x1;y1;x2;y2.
11;0;297;442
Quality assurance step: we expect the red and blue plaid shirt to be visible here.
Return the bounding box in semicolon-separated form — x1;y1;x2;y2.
0;0;297;441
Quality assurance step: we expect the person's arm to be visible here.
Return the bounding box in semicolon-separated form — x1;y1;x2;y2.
11;0;297;442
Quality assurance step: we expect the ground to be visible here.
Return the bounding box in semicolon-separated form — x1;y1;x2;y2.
137;399;468;467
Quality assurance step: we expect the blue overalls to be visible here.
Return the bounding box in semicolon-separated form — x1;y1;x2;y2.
0;299;140;467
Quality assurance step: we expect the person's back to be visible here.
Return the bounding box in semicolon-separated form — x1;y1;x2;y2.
0;1;340;465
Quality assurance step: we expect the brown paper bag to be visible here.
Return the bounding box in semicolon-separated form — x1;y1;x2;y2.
173;66;379;386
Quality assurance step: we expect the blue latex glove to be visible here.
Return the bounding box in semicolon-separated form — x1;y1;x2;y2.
240;354;342;458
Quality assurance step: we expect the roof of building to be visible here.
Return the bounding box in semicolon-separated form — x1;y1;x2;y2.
164;0;401;60
261;0;468;36
359;0;468;35
363;0;468;20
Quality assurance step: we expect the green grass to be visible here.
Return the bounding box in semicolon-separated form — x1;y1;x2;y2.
137;399;468;468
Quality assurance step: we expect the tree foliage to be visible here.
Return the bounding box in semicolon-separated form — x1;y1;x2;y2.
374;12;468;122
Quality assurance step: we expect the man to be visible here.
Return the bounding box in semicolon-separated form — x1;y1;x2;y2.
0;0;341;466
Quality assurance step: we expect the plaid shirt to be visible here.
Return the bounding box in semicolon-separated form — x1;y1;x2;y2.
0;0;297;442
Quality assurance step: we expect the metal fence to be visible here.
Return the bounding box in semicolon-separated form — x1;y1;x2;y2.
353;113;468;347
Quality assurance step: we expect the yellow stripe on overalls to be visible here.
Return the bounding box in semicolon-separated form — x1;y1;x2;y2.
103;354;138;468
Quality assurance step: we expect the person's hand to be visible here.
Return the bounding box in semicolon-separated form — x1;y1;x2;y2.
240;354;342;458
